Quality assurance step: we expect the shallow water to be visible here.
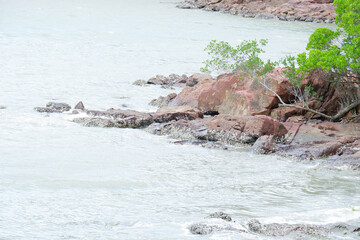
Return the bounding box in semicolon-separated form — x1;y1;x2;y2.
0;0;359;239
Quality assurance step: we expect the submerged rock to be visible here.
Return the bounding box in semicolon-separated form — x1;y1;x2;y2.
189;213;360;237
34;102;71;113
246;219;360;238
208;212;232;222
132;79;147;86
189;222;243;235
74;109;154;128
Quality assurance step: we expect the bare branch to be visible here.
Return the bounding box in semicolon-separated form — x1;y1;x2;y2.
259;76;360;121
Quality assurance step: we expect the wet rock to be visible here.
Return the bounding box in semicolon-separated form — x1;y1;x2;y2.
246;219;359;238
34;102;71;113
277;139;343;160
74;101;85;111
149;93;177;108
189;222;242;235
132;79;147;86
189;214;359;237
173;139;229;150
154;106;203;123
208;212;232;222
74;108;154;128
147;114;287;145
247;219;330;237
276;121;360;161
189;212;244;235
251;135;276;154
324;140;360;169
189;223;215;235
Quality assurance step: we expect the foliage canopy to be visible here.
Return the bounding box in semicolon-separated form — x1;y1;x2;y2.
298;0;360;80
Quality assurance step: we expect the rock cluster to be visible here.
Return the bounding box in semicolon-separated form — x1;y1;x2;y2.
34;102;71;113
177;0;336;23
133;73;213;88
34;67;360;169
189;212;360;237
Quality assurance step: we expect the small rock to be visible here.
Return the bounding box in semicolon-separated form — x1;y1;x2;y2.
186;73;213;87
74;101;85;110
251;135;276;154
132;79;147;86
35;102;71;113
149;93;177;108
208;212;232;222
189;223;215;235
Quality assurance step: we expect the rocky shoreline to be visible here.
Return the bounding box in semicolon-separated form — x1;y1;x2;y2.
177;0;336;23
34;70;360;170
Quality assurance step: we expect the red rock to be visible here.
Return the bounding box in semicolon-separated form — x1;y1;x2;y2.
208;114;288;137
169;78;213;109
172;68;292;116
270;107;301;122
154;106;203;123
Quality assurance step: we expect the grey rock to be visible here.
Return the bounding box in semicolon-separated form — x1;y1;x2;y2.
73;108;154;128
35;102;71;113
208;212;232;222
149;93;177;108
186;73;213;87
74;101;85;110
132;79;147;86
251;135;276;154
147;74;168;85
189;223;215;235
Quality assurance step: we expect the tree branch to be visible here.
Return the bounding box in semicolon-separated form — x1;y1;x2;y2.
258;78;360;121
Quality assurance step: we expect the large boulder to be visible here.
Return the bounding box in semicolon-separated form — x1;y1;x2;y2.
171;68;292;116
169;78;214;109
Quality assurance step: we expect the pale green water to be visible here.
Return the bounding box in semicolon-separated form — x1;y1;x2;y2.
0;0;359;239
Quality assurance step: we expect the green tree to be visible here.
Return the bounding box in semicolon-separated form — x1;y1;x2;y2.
296;0;360;120
298;0;360;79
202;0;360;121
